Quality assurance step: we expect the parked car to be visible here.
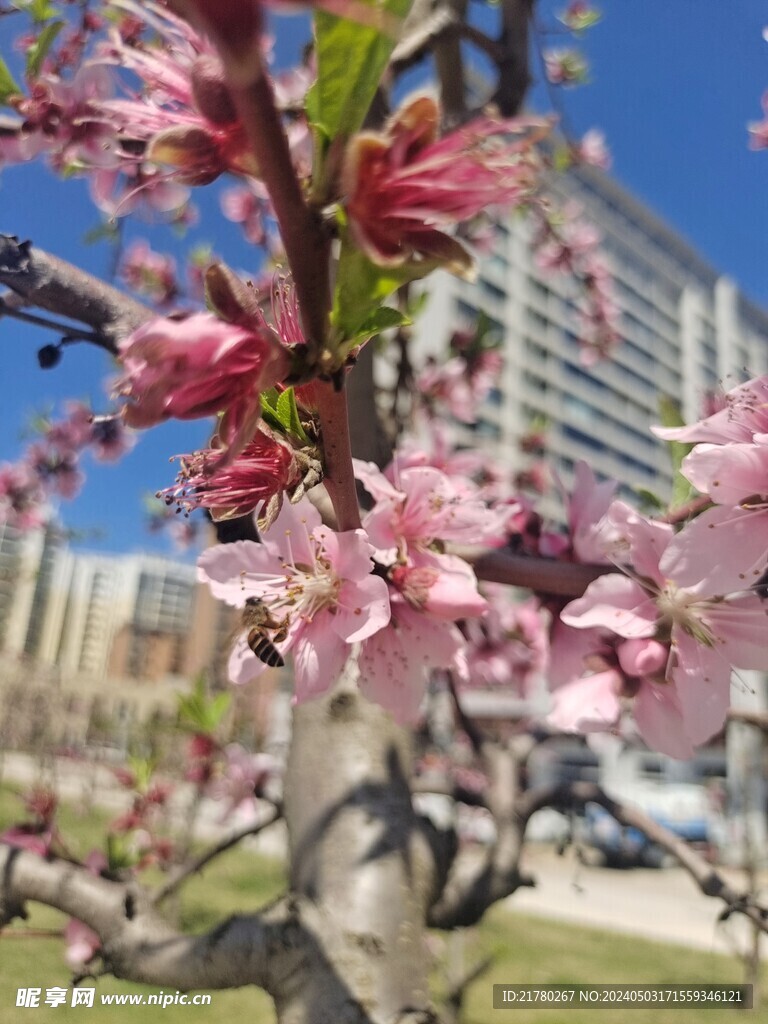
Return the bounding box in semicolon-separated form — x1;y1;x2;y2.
581;782;712;868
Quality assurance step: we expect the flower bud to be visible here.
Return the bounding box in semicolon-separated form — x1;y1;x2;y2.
191;55;238;126
148;126;222;185
168;0;263;86
37;344;61;369
204;262;264;329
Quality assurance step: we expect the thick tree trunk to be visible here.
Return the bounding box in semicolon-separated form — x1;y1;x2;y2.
282;659;438;1023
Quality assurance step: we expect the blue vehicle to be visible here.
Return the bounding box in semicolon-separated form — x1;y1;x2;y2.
583;798;710;868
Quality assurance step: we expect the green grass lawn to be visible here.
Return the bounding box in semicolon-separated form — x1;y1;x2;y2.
1;782;764;1022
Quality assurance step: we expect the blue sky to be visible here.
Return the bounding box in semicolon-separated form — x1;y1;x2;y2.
1;1;767;554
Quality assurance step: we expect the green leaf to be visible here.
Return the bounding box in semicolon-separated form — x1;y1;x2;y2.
635;487;665;514
82;221;120;246
26;19;64;79
260;387;309;443
128;756;156;794
0;57;22;106
552;143;573;173
405;290;429;321
276;388;310;443
107;834;138;871
307;0;412;192
177;673;231;734
332;236;436;350
16;0;60;23
658;395;696;509
207;693;232;730
260;387;279;414
352;305;409;344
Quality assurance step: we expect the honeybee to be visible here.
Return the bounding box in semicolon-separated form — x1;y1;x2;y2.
241;598;289;668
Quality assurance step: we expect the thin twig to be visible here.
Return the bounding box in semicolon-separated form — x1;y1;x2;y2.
727;708;768;733
659;494;711;525
314;381;363;531
228;72;330;358
0;235;153;351
0;297;108;345
222;62;367;531
152;805;283;906
520;781;768;936
0;928;64;938
445;954;494;1021
446;671;485;756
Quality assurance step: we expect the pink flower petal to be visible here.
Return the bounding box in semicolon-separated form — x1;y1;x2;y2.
332;575;391;643
660;505;768;594
548;671;621;733
228;636;269;685
292;616;348;702
670;631;731;746
561;574;657;638
198;540;281;605
359;605;463;724
682;443;768;505
633;682;695;760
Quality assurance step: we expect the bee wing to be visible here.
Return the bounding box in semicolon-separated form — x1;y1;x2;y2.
228;634;271;684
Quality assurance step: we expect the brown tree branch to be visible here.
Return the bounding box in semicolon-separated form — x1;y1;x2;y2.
446;671;486;756
390;1;533;120
227;75;330;359
0;297;107;344
433;0;469;126
519;782;768;935
314;380;363;530
427;751;768;933
726;708;768;733
0;236;153;353
152;805;283;906
428;736;537;929
458;547;612;598
494;0;536;117
659;494;711;524
444;954;494;1024
0;837;451;1021
0;843;301;991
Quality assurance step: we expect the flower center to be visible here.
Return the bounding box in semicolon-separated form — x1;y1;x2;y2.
656;585;715;647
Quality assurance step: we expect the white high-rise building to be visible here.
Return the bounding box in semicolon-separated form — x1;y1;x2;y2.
0;523;52;656
414;164;768;520
0;530;196;682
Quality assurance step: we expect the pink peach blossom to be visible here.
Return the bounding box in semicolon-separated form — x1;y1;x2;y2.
159;429;298;520
559;501;768;754
115;312;289;459
343;95;545;276
358;594;466;724
355;461;508;558
654;449;768;596
543;49;589;86
198;499;390;703
0;462;48;531
577;128;611;169
64;919;101;970
652;375;768;444
120;240;179;305
461;590;548;693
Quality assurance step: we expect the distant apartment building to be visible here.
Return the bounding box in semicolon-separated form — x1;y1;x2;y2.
413;164;768;520
0;522;62;658
0;525;198;684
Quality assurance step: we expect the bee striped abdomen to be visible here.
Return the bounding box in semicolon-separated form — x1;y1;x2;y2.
246;628;285;668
